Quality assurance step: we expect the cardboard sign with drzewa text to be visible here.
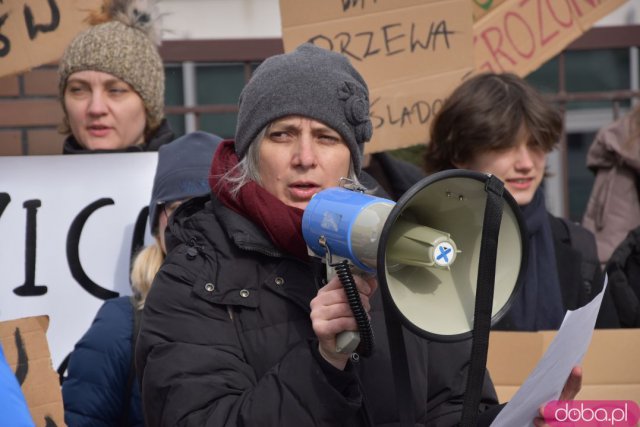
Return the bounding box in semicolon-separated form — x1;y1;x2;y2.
279;0;475;154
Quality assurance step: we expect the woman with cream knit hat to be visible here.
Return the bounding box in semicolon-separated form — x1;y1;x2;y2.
58;0;174;153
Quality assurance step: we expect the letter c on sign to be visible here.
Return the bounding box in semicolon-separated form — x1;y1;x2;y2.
67;198;119;300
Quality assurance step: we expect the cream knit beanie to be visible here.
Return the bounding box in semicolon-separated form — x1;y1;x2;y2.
58;0;164;130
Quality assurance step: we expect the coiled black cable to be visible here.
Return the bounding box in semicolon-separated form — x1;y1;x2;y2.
331;260;375;357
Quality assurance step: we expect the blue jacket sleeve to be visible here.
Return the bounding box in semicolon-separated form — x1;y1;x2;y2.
0;342;35;427
62;296;142;427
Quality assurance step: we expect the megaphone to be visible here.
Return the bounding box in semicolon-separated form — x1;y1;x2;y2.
303;169;527;427
302;169;526;342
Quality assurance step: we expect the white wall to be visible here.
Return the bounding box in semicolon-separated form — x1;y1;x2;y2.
158;0;638;41
159;0;282;40
597;0;639;26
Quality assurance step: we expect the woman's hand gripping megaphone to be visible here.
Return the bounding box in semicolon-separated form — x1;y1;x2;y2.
310;269;378;370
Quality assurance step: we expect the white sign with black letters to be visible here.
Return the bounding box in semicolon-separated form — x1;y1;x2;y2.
0;153;157;369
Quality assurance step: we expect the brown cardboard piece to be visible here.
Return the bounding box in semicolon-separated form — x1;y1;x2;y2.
280;0;474;153
487;329;640;403
280;0;436;28
0;0;101;79
368;68;470;153
280;0;625;153
0;316;66;427
473;0;627;77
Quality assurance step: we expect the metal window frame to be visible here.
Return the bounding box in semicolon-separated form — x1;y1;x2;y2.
548;25;640;217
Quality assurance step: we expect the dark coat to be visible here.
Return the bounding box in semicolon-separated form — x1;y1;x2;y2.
62;296;142;427
135;196;499;427
495;214;619;330
548;215;618;327
363;152;426;201
605;226;640;327
62;119;175;154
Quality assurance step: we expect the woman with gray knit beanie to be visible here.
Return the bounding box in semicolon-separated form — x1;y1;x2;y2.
134;43;501;426
57;0;174;154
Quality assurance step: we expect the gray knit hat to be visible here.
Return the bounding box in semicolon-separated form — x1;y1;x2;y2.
58;16;164;130
235;43;373;174
149;131;222;232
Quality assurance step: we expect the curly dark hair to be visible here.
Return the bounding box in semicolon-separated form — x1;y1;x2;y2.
424;72;562;173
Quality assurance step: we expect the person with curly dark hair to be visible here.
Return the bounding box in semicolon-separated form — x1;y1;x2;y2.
425;72;619;331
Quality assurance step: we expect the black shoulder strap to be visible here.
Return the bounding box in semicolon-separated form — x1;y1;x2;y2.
57;352;71;385
121;297;143;426
558;217;599;297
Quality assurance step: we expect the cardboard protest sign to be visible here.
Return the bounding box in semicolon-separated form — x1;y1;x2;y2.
279;0;474;153
0;0;100;79
0;316;64;427
369;68;471;153
0;153;157;370
280;0;433;27
488;329;640;403
473;0;628;76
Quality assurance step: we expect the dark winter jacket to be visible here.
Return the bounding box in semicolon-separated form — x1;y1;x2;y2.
62;119;175;154
495;214;620;330
135;195;499;427
363;152;426;201
605;226;640;327
548;215;618;327
62;296;142;427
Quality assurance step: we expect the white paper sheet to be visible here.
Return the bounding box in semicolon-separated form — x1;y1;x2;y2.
490;277;608;427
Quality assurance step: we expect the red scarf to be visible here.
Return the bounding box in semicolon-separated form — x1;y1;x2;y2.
209;140;309;261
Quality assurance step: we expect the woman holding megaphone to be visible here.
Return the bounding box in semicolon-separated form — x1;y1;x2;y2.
135;44;504;426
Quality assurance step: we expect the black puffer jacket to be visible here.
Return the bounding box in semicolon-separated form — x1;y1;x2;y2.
363;152;426;201
606;226;640;327
135;195;499;427
494;215;620;330
548;215;619;327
